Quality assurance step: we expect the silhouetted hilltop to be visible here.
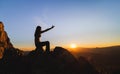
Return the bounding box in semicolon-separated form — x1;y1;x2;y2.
0;46;98;74
92;45;120;55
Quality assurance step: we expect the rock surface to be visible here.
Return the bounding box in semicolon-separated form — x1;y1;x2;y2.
0;46;98;74
0;22;13;59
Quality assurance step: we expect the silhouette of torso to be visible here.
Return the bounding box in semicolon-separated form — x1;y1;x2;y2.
34;31;41;47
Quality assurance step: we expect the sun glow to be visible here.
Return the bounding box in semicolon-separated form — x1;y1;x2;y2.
70;43;77;48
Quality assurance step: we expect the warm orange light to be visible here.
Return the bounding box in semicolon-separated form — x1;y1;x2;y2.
70;43;77;48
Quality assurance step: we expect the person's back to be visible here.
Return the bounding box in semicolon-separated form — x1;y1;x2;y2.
34;26;41;48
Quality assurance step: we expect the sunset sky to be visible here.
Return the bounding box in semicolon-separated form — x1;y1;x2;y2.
0;0;120;50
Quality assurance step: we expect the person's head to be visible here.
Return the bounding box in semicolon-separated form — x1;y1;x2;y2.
36;26;41;30
0;21;4;32
36;26;41;31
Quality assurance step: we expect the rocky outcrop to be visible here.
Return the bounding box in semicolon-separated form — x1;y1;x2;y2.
26;47;98;74
0;45;98;74
0;22;13;59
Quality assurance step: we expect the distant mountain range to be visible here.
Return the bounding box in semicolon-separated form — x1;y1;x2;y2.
71;45;120;74
69;45;120;53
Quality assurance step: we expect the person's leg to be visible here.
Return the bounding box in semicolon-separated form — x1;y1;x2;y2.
35;42;44;53
46;41;50;53
41;41;50;53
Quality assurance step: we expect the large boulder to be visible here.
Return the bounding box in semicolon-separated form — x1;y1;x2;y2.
27;46;98;74
0;22;13;59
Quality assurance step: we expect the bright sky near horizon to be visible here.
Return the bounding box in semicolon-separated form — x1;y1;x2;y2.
0;0;120;50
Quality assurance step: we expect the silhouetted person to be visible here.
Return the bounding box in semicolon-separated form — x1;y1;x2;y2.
34;25;54;53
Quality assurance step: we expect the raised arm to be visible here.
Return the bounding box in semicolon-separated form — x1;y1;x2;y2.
41;25;55;33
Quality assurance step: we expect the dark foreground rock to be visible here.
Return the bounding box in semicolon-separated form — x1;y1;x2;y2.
0;46;98;74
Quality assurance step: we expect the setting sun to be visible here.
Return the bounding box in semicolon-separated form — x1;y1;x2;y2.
70;43;77;48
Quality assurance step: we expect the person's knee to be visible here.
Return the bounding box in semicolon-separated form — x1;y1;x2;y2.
46;41;50;44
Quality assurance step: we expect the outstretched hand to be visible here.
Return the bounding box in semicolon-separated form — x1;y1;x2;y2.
51;25;55;28
41;25;55;33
